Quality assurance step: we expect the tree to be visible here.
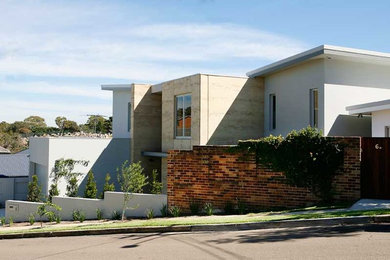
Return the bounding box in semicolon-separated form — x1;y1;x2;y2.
55;116;67;135
36;201;62;228
27;175;42;202
66;176;79;197
150;169;162;194
117;161;148;220
84;170;97;198
86;115;106;133
63;120;79;133
24;116;47;128
101;173;115;198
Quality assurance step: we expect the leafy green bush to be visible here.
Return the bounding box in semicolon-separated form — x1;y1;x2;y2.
203;203;214;216
8;216;13;227
96;208;103;220
72;209;81;221
236;127;345;202
29;214;35;226
79;212;86;223
160;204;168;217
189;200;201;215
169;206;181;217
37;202;62;227
111;210;121;220
48;183;59;202
46;211;56;222
146;209;154;219
0;217;5;226
84;170;97;198
55;215;61;224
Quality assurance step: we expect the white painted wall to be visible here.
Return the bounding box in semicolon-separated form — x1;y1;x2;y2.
6;192;167;222
323;58;390;136
372;109;390;137
29;137;112;196
264;59;324;136
113;90;131;138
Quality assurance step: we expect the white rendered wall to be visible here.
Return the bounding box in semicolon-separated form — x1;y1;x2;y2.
264;59;325;136
29;137;111;196
372;110;390;137
323;58;390;136
113;90;131;138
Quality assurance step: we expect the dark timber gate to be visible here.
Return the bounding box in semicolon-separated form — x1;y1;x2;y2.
361;137;390;199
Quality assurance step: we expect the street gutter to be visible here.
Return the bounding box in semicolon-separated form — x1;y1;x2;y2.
1;215;390;240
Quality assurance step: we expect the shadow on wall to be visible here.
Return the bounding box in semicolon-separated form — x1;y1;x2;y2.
78;138;131;196
328;115;371;137
207;80;264;145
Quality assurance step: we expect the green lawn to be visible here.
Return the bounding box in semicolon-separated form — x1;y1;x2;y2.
1;209;389;235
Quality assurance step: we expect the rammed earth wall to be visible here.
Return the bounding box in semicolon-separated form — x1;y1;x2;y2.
167;137;361;213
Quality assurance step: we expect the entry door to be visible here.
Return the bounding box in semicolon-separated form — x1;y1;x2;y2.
361;138;390;199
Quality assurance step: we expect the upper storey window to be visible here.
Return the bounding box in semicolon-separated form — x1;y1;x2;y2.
175;94;191;138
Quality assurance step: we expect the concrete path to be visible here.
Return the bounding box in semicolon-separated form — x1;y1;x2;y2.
350;199;390;210
0;224;389;259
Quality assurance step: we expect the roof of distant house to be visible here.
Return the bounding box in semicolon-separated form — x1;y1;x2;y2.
247;45;390;78
346;99;390;115
0;154;29;178
0;146;11;154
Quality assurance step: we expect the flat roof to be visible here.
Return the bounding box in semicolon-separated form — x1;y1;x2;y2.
247;45;390;78
101;84;132;91
346;99;390;115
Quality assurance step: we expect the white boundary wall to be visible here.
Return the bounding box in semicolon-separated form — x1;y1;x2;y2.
6;192;167;222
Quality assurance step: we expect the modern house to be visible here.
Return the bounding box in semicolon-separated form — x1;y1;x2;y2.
103;45;390;193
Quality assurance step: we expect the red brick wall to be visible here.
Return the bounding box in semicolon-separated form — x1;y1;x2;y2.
167;137;361;213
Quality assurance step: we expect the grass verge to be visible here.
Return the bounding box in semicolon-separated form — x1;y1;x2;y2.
1;209;389;235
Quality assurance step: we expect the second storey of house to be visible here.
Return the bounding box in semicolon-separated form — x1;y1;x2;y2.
248;45;390;137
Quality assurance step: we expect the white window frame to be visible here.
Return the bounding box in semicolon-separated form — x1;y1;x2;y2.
175;94;191;139
310;88;319;128
269;94;276;130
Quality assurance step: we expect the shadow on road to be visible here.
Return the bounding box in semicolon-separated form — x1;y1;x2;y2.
207;224;390;244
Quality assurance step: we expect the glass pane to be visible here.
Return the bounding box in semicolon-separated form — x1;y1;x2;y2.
313;89;318;127
175;96;184;137
184;95;191;136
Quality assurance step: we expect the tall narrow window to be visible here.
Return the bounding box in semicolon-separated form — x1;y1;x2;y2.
175;94;191;138
269;94;276;130
310;89;318;128
127;102;131;132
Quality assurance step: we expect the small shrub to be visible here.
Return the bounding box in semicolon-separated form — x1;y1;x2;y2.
66;176;79;197
96;208;103;220
84;170;97;199
55;215;61;224
224;201;234;215
48;183;59;202
29;214;35;226
203;203;214;216
72;209;81;221
169;206;181;217
0;217;5;226
27;175;42;202
150;169;162;194
111;210;121;220
79;212;86;223
37;202;62;227
160;204;168;217
146;209;154;219
100;173;115;199
8;216;13;226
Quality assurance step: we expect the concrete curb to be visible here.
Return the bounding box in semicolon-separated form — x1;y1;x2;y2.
1;215;390;240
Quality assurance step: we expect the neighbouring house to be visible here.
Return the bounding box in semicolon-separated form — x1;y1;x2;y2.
28;136;130;196
0;154;29;206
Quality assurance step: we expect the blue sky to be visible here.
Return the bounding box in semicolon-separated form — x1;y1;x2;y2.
1;0;389;126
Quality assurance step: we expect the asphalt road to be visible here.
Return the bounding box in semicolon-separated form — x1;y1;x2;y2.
1;224;390;260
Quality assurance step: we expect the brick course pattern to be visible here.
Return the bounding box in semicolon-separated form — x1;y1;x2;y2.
167;137;361;213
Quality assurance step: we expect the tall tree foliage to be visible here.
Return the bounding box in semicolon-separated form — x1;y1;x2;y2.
84;170;97;198
27;175;42;202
